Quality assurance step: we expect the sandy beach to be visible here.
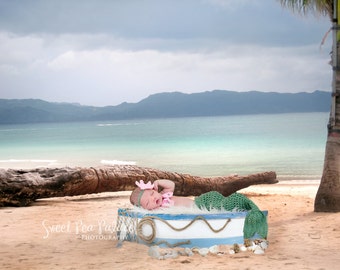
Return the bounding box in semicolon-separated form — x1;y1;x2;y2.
1;180;340;270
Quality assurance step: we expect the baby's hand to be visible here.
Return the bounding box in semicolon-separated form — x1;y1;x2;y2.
153;180;159;191
152;179;175;193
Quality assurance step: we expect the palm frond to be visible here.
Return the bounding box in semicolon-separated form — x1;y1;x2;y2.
278;0;332;18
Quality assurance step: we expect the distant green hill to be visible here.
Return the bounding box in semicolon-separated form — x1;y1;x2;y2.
0;90;331;124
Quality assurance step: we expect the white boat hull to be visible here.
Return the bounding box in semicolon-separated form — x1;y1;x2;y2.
116;208;267;248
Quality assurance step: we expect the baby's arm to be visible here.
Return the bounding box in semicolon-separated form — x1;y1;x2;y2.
153;179;175;193
172;196;194;207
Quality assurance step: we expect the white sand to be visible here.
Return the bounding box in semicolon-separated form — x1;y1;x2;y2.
1;181;340;269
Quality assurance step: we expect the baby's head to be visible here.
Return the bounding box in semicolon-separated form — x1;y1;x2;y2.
130;187;143;206
130;181;163;210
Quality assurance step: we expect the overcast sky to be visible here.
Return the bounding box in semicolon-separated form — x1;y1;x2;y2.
0;0;333;106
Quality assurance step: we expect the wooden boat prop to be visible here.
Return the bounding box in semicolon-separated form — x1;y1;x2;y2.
116;208;268;248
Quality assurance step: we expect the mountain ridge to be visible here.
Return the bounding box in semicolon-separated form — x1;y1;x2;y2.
0;90;331;124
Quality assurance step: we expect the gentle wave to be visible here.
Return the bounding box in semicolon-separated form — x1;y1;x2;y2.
277;174;322;181
0;159;58;163
0;159;59;169
97;124;114;127
0;128;39;132
100;160;136;165
96;122;144;127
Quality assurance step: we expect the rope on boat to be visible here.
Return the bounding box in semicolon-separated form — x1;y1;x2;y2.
137;215;231;244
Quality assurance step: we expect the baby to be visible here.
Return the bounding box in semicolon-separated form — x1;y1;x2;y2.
130;179;268;239
130;179;259;213
130;179;193;210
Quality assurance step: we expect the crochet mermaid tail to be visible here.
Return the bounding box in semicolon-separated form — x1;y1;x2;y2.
194;191;268;239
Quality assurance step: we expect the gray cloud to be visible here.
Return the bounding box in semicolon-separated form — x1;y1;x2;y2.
0;0;330;46
0;0;333;106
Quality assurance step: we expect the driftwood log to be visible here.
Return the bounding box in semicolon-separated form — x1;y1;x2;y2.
0;165;278;207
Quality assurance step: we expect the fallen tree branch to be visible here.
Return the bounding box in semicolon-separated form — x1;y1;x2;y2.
0;165;278;207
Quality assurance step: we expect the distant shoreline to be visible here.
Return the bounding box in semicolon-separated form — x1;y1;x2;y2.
0;90;330;124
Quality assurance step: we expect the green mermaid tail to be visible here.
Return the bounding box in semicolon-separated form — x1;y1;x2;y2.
194;191;268;239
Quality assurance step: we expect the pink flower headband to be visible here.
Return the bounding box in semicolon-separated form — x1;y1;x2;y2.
135;180;154;207
136;180;154;190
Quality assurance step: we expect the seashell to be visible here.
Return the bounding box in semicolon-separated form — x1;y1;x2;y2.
240;245;247;252
253;246;265;255
259;241;268;250
233;243;240;253
198;248;209;256
244;239;253;247
229;249;235;255
163;250;178;259
209;245;219;254
148;246;161;259
247;243;257;251
191;247;199;253
184;247;194;257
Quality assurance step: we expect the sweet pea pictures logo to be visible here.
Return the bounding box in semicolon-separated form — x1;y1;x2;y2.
41;219;118;240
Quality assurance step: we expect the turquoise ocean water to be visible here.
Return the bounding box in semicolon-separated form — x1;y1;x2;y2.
0;112;329;180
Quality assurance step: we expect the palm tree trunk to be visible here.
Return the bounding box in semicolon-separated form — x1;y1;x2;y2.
0;166;277;207
315;134;340;211
315;0;340;212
